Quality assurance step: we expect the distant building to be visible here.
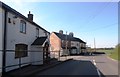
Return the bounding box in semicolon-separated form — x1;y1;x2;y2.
50;30;86;57
0;1;50;75
86;46;91;52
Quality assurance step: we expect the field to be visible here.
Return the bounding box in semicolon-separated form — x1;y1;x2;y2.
97;49;114;55
96;48;119;61
109;46;119;61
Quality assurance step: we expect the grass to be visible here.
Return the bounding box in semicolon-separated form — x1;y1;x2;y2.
96;48;119;61
97;49;114;55
109;46;119;61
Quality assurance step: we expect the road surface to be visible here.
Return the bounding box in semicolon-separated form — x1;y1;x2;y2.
73;54;118;75
36;54;119;76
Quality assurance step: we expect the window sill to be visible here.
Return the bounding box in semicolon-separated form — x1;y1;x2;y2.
20;31;26;34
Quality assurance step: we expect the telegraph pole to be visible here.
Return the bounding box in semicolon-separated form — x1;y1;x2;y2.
94;38;96;52
64;31;68;60
66;31;67;56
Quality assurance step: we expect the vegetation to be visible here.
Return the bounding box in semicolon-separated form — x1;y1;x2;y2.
96;49;114;55
109;44;119;61
96;44;119;61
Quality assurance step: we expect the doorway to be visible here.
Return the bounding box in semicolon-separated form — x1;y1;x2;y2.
43;42;50;64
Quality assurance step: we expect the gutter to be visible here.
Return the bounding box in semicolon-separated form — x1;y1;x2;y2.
2;9;7;76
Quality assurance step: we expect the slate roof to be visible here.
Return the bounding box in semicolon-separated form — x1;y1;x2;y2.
0;1;50;34
31;37;47;45
54;32;86;44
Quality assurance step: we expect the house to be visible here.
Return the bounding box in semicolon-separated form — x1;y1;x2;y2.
0;1;50;75
50;30;86;57
80;40;86;53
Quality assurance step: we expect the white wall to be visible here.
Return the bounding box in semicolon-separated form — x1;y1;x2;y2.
5;11;47;71
0;7;4;74
71;41;80;54
30;46;43;65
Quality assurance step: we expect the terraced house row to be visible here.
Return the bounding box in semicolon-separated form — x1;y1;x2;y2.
0;1;86;76
50;30;86;57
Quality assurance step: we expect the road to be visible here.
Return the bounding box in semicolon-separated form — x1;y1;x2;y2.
36;54;119;76
73;54;118;75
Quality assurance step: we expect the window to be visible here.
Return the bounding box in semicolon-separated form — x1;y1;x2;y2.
15;44;28;58
36;28;39;37
77;43;79;46
8;18;11;23
20;20;26;33
71;42;74;45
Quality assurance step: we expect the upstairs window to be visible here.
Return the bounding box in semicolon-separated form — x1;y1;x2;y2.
15;44;28;58
77;43;79;46
36;28;39;37
20;20;26;33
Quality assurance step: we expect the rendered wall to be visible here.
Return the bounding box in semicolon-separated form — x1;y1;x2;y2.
0;7;4;75
5;11;46;72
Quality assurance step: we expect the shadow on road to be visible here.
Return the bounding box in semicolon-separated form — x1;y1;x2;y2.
4;59;118;77
35;59;106;77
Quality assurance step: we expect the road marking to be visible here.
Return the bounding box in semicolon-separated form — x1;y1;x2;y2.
93;60;96;65
97;69;101;77
92;59;101;77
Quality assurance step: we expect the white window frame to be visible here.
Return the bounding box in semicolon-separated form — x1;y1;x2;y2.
36;28;39;37
20;20;26;34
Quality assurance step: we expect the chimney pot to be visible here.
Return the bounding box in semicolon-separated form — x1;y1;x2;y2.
28;11;33;21
69;32;74;37
59;30;63;34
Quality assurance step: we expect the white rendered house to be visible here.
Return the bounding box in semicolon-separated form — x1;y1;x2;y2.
0;1;50;75
50;31;86;56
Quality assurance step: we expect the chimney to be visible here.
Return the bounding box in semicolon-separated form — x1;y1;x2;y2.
28;11;33;21
69;32;74;37
59;30;63;34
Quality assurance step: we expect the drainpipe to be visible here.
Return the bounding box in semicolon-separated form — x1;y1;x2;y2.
2;10;7;76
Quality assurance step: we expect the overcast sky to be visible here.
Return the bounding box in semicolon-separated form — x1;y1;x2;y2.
1;0;119;48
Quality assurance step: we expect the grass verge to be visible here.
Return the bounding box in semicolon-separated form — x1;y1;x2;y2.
109;46;119;61
97;48;119;61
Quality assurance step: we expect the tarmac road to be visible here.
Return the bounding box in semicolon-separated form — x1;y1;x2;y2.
36;54;119;77
73;54;119;75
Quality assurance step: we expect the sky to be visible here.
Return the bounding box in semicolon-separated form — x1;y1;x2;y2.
1;0;119;48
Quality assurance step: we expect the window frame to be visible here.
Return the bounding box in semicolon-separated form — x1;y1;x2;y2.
36;28;39;37
20;20;26;34
15;44;28;58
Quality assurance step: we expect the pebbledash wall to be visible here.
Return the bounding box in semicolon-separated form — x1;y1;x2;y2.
0;2;50;73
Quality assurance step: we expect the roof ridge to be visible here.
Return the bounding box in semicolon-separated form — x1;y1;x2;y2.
0;1;50;33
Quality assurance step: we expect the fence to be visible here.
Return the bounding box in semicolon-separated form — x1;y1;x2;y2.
50;51;69;61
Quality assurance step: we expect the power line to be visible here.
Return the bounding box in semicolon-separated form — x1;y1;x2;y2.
80;22;118;33
81;2;113;29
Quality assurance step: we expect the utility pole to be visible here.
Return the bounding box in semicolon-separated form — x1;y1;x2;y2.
94;38;96;52
65;31;67;56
